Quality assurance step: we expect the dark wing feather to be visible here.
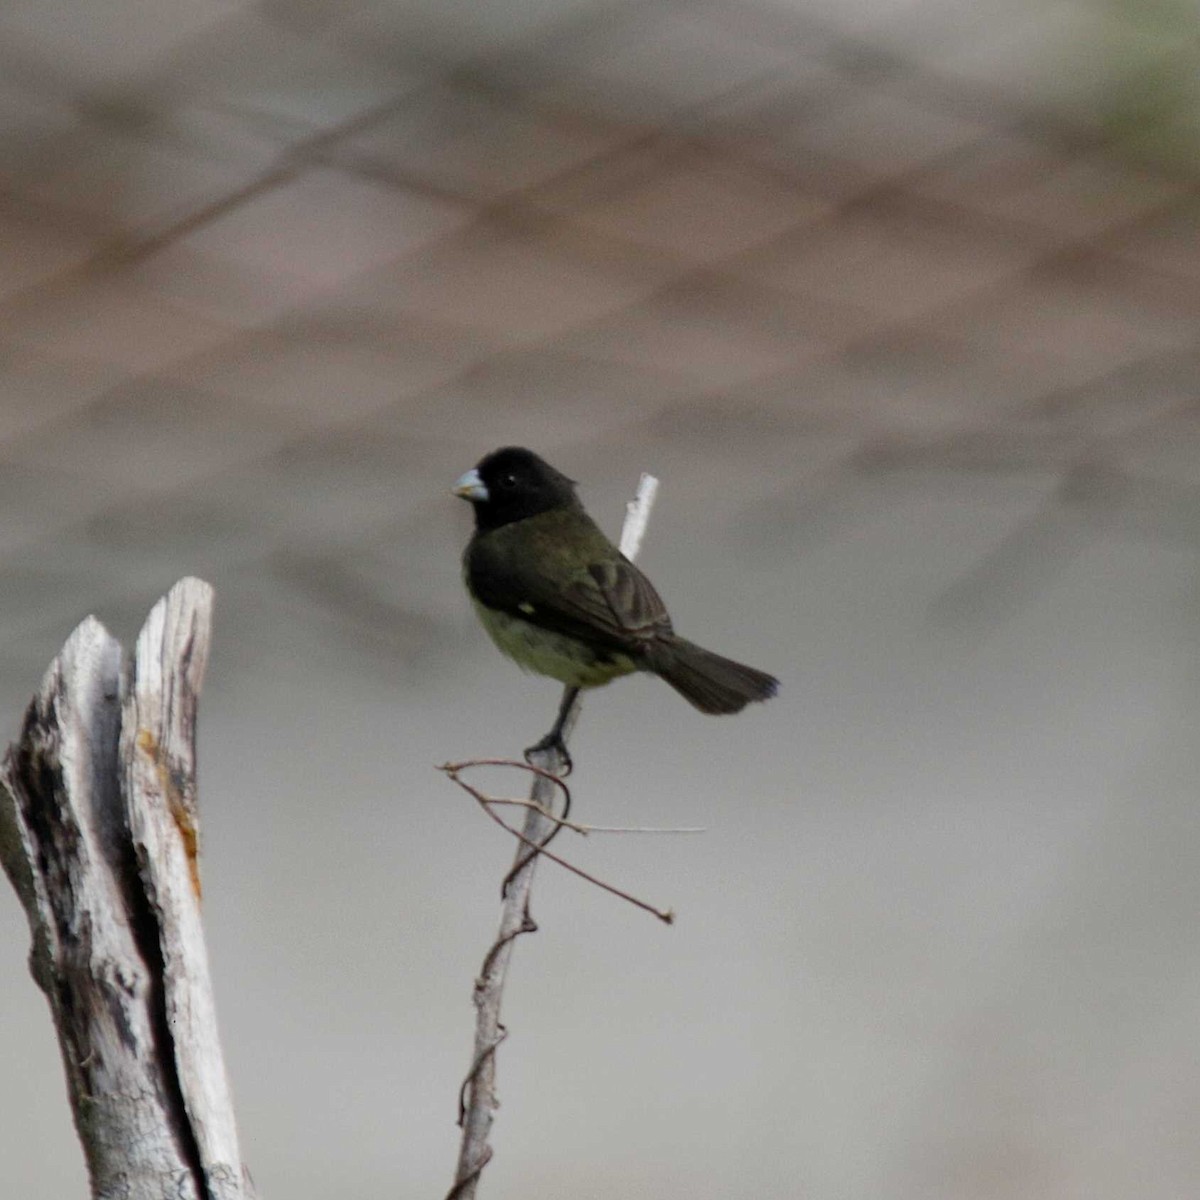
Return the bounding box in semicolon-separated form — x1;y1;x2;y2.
467;516;672;654
580;559;672;644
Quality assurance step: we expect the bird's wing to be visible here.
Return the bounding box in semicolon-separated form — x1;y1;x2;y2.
469;536;672;652
577;556;673;644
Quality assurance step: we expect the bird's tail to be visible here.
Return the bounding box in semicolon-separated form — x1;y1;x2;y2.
645;637;779;715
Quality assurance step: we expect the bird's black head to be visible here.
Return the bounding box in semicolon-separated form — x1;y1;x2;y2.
453;446;578;532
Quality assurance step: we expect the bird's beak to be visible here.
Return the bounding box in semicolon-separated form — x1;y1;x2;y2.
453;468;489;502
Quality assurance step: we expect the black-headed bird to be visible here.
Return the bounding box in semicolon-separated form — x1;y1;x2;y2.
455;447;777;768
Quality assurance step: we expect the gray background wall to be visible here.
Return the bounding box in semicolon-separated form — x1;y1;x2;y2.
1;2;1199;1196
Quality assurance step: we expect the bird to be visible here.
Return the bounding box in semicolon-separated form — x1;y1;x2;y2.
454;446;778;769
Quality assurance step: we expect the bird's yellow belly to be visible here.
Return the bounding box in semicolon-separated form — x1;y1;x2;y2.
472;600;636;688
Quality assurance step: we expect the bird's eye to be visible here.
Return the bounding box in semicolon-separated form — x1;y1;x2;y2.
499;473;518;489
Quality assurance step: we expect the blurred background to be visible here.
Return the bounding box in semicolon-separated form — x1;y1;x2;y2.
2;0;1199;1196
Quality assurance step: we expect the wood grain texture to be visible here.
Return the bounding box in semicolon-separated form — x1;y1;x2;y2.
0;578;252;1200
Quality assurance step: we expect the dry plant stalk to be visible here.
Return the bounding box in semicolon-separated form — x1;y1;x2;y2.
447;473;659;1200
441;759;677;921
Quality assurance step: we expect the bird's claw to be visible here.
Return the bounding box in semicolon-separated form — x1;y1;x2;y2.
524;733;573;777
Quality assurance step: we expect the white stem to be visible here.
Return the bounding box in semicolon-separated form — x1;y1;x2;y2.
450;473;660;1200
620;473;659;559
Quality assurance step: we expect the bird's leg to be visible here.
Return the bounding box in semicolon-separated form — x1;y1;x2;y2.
525;686;579;776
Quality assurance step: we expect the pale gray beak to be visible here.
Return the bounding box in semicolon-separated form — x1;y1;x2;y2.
453;468;488;502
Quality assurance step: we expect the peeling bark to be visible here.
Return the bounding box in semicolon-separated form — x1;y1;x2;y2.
0;578;252;1200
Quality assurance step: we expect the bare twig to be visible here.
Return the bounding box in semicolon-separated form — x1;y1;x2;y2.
440;761;676;922
474;795;704;835
620;473;659;559
441;758;705;835
447;472;659;1200
440;759;577;834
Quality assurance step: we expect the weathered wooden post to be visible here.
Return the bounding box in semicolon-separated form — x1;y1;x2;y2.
0;578;253;1200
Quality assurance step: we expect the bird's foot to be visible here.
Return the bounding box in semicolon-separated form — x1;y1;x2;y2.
524;731;572;777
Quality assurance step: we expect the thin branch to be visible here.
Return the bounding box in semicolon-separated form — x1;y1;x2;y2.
439;762;676;922
447;472;659;1200
558;822;704;834
474;800;705;835
441;758;704;835
620;473;659;558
